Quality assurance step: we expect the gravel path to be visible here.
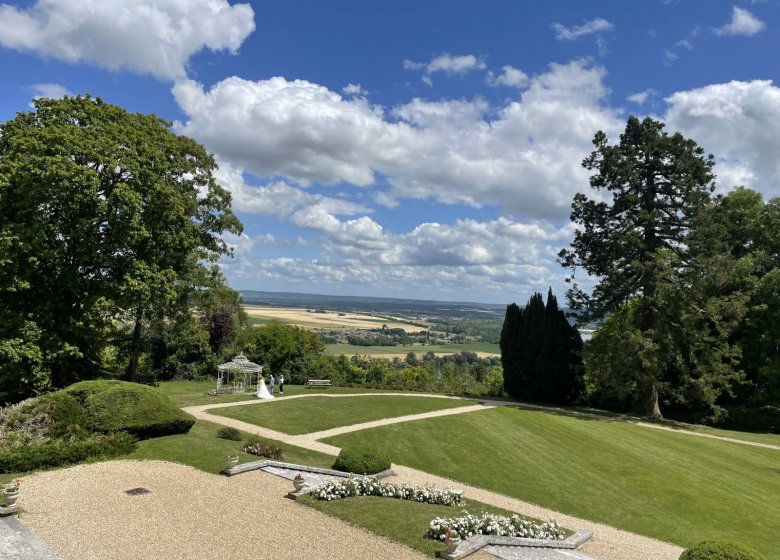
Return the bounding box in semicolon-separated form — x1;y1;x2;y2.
18;460;427;560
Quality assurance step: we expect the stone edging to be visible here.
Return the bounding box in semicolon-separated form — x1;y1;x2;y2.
222;459;394;481
437;529;592;559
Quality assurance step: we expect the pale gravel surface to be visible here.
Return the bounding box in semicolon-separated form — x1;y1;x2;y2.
18;460;427;560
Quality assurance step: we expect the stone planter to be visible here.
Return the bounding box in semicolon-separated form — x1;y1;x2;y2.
445;536;461;553
293;478;305;492
3;491;19;507
227;455;240;469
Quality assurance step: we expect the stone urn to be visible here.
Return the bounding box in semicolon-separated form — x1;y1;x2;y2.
293;477;306;492
3;491;19;507
444;535;461;553
227;455;240;469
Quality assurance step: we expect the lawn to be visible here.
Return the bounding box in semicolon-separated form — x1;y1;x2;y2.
299;495;560;557
127;419;335;472
210;395;470;435
324;406;780;558
156;380;412;407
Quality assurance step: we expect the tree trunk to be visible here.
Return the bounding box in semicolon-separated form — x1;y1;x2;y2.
126;306;143;382
639;379;663;419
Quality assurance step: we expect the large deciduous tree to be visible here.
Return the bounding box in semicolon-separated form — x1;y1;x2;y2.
559;116;746;419
0;95;242;400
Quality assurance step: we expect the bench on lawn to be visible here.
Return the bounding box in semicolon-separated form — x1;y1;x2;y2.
305;379;332;388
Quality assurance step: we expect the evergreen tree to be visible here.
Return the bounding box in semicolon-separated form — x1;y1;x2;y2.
500;290;584;404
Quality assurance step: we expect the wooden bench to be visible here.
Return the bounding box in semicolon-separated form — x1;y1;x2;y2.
305;379;332;388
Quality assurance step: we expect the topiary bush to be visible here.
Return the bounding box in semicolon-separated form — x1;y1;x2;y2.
679;540;766;560
0;432;137;473
216;427;242;441
64;380;195;439
332;446;391;475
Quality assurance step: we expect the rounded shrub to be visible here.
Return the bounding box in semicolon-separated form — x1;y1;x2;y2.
216;427;242;441
679;540;766;560
64;380;195;439
332;446;391;475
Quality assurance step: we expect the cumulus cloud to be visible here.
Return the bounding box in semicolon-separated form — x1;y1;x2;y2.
0;0;255;80
486;65;530;88
627;89;656;105
714;7;765;37
174;60;622;220
28;82;72;100
403;53;486;85
552;17;613;40
665;79;780;193
342;83;366;96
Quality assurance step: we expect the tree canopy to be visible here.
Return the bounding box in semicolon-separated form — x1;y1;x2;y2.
559;116;745;418
0;95;242;402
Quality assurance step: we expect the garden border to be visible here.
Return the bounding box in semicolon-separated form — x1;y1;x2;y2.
438;529;592;559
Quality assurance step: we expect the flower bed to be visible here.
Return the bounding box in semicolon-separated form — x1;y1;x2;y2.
427;511;566;541
311;476;464;506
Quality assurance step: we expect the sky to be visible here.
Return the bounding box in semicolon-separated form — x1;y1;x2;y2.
1;1;779;305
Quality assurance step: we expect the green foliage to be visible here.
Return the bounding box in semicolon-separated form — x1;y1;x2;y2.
333;446;391;475
0;432;137;473
679;541;765;560
501;290;583;404
560;116;746;418
243;440;284;460
216;427;242;441
0;95;242;398
64;380;194;439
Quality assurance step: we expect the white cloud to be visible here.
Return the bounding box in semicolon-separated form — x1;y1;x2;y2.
627;89;656;105
665;79;780;193
342;83;365;96
714;7;765;37
0;0;255;80
28;82;72;100
174;60;622;220
486;65;530;88
552;17;613;40
403;53;486;84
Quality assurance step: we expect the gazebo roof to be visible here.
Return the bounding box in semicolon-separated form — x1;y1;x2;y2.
217;354;261;373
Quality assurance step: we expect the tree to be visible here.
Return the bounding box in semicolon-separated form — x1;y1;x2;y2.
0;95;241;400
559;116;744;418
500;289;583;404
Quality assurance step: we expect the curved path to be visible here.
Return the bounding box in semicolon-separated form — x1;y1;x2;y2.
187;393;691;560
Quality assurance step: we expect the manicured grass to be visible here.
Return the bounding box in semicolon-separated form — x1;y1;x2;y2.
325;406;780;558
210;395;470;435
299;496;551;556
325;342;500;356
127;419;335;473
652;420;780;447
156;380;406;407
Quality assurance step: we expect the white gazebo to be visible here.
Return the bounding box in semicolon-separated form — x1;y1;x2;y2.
216;354;262;394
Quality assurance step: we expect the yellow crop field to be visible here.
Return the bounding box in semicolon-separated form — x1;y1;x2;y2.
243;306;428;332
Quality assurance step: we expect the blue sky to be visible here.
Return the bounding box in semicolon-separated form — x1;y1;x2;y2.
1;1;779;304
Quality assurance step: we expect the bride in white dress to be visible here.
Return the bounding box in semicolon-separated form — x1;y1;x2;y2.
256;374;274;399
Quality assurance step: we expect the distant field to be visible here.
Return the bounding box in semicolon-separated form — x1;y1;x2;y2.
325;342;500;358
243;305;427;332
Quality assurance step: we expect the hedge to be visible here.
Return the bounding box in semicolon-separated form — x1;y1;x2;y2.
64;380;195;439
332;446;391;475
679;541;766;560
0;432;137;473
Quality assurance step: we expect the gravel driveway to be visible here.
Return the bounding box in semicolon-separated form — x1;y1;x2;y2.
17;460;427;560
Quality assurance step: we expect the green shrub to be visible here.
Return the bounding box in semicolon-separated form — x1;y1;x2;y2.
216;427;242;441
332;446;391;475
243;440;284;460
0;432;137;473
679;540;766;560
64;380;194;439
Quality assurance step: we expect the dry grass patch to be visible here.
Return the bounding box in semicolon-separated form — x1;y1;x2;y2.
243;306;427;332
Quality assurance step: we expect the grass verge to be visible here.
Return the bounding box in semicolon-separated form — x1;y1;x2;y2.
210;395;469;435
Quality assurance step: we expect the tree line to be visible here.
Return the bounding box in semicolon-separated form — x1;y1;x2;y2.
501;117;778;432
